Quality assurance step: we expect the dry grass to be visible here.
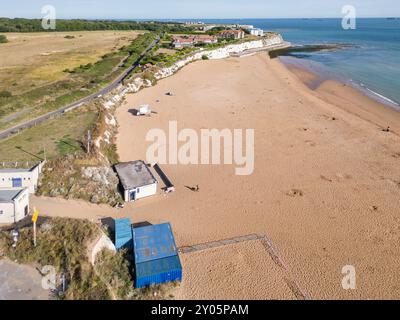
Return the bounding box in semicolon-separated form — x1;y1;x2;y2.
155;47;177;55
0;31;140;94
0;31;155;132
0;109;97;162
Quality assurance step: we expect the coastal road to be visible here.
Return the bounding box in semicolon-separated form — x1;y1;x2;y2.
0;34;161;140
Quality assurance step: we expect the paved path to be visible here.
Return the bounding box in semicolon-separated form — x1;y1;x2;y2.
0;34;161;140
0;259;49;300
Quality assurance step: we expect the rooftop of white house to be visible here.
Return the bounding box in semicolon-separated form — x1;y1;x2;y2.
0;189;25;203
0;168;32;173
115;160;157;190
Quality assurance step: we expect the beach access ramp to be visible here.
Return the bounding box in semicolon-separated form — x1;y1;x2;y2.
153;163;175;193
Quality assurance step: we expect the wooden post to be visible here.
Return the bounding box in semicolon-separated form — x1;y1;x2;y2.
32;208;39;247
87;130;91;154
33;220;37;247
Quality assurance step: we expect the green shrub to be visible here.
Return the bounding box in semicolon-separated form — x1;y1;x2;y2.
202;55;209;60
0;35;7;43
0;90;12;98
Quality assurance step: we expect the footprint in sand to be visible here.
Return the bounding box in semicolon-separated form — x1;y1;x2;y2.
286;189;304;197
369;205;379;212
385;178;400;188
305;140;316;147
320;175;333;183
335;173;352;181
320;114;338;121
392;153;400;159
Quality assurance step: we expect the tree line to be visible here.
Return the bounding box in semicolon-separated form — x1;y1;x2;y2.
0;18;194;33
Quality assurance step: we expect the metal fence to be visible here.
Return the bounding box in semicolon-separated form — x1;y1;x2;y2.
0;161;42;169
178;233;310;300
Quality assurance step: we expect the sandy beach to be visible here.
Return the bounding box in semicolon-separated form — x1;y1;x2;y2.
33;53;400;299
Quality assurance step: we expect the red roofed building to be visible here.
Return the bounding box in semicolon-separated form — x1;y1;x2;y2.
218;29;245;40
172;35;218;49
172;35;196;49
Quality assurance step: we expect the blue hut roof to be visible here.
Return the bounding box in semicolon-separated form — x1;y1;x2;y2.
132;223;178;264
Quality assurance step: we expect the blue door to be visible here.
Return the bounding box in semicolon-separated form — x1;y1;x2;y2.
130;191;136;201
12;178;22;188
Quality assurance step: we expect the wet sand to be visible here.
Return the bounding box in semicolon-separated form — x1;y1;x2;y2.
34;53;400;299
286;63;400;134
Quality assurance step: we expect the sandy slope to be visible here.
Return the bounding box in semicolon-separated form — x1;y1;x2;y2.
33;53;400;299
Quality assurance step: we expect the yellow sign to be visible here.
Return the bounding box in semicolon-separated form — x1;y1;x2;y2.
32;208;39;223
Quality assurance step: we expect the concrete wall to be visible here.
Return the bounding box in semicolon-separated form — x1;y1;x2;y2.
123;182;157;202
0;189;29;224
0;202;15;224
14;189;29;222
90;233;116;265
136;183;158;200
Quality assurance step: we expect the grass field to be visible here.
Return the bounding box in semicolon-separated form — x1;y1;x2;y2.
0;31;149;130
0;109;97;162
0;31;139;94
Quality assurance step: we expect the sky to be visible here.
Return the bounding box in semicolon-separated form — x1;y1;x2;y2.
1;0;399;19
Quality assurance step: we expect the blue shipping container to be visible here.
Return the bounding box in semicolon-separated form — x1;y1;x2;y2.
115;218;133;250
132;223;182;288
132;223;178;263
135;255;182;289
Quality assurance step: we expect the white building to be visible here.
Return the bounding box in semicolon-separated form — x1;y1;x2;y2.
249;28;264;37
239;24;254;30
0;162;44;194
115;160;158;202
0;188;30;224
199;25;216;32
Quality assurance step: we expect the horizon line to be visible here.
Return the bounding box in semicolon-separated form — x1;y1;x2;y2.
1;16;399;20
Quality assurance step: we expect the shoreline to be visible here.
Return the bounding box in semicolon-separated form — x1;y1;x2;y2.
280;57;400;135
279;55;400;110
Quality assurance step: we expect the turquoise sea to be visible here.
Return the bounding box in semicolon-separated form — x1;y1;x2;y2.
171;18;400;108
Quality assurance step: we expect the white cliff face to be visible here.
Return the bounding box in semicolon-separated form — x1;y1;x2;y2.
154;35;286;80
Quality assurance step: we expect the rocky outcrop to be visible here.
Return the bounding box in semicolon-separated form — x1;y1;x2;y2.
37;158;122;206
